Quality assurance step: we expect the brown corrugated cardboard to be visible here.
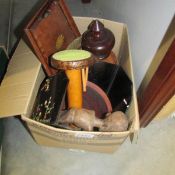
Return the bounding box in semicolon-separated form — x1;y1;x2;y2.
0;41;44;117
0;17;139;153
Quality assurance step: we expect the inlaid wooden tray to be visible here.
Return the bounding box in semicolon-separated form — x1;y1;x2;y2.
24;0;80;76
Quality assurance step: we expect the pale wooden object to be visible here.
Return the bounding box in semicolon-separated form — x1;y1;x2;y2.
51;50;94;109
66;69;83;108
81;67;88;92
59;109;129;132
58;108;103;131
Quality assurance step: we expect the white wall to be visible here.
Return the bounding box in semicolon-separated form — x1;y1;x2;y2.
66;0;175;89
3;0;174;88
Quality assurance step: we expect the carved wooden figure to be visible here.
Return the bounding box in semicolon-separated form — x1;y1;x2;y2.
58;108;129;132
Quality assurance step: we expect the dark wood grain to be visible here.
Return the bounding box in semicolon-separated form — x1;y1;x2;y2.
81;20;115;59
138;38;175;127
24;0;80;76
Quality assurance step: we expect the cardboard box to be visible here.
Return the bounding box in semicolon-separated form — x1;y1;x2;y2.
0;17;139;153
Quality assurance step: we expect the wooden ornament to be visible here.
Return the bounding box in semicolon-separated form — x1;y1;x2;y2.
100;111;129;132
51;49;95;109
81;20;115;59
58;108;103;131
58;108;129;132
66;69;83;108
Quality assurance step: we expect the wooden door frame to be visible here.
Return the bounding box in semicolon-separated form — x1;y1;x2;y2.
137;38;175;127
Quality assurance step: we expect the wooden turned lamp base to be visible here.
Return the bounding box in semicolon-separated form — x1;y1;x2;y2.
51;49;95;109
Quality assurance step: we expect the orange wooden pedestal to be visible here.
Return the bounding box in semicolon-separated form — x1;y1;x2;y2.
66;69;83;108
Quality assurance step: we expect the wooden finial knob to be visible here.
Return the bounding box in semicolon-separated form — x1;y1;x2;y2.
81;20;115;59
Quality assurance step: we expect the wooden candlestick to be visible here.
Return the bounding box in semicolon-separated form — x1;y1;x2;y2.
51;50;95;109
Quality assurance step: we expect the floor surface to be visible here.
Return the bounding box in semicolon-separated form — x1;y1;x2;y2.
1;116;175;175
1;1;175;175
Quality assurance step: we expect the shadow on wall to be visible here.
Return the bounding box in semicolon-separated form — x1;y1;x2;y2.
0;0;11;48
9;0;45;56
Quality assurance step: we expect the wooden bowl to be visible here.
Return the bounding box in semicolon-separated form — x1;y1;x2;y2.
83;81;112;118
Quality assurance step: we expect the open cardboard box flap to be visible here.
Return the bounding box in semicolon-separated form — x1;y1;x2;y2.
0;41;44;118
0;17;139;153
